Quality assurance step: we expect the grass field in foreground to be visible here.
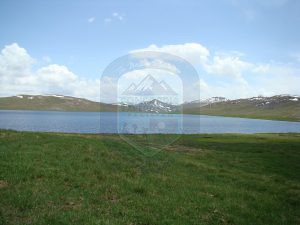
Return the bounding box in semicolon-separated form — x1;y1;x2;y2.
0;130;299;225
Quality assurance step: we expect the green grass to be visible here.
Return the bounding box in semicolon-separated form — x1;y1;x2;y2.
0;130;300;225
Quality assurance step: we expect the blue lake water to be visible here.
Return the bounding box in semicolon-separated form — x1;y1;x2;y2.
0;110;300;134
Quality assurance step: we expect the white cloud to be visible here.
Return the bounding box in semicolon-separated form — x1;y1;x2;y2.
0;43;35;78
252;64;270;73
104;12;124;24
131;43;251;85
0;43;102;101
251;64;300;96
205;55;253;85
121;70;146;81
194;79;209;91
138;58;180;74
132;42;300;99
121;68;179;82
37;64;77;86
112;12;123;21
198;62;300;99
1;42;300;103
131;43;210;66
88;17;95;23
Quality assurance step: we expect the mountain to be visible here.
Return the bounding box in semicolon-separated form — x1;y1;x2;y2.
0;94;299;121
183;95;300;121
0;95;119;112
133;99;178;113
122;74;177;96
183;97;228;108
0;95;177;114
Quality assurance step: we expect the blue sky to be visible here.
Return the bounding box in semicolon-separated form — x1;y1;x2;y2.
0;0;300;102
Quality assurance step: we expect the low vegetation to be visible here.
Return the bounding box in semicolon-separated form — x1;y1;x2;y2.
184;96;300;121
0;95;118;112
1;95;300;122
0;130;299;224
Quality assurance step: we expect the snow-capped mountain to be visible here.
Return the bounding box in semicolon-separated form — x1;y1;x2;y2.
133;99;178;113
233;95;300;107
183;97;228;108
14;94;79;101
122;74;177;96
184;95;300;121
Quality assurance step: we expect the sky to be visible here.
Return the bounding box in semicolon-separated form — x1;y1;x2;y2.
0;0;300;102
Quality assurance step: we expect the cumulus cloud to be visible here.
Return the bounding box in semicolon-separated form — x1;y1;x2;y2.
132;42;300;99
131;43;210;66
37;64;77;83
0;43;101;101
0;43;35;78
131;43;253;83
1;42;300;103
131;43;252;85
205;55;253;85
138;58;180;74
252;64;270;73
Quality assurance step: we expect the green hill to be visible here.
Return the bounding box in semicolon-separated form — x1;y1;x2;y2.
183;95;300;121
1;94;300;122
0;95;118;112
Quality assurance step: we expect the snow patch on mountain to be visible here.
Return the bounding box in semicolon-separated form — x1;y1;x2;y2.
134;99;177;113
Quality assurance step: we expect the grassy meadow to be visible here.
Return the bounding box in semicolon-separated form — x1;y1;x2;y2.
0;130;299;224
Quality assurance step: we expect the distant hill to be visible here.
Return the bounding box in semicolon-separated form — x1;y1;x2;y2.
183;95;300;121
182;97;228;108
0;95;118;112
1;94;300;122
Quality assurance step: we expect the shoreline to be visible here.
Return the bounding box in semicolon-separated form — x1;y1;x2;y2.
0;109;299;122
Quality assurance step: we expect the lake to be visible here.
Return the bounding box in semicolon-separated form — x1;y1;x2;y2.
0;110;300;134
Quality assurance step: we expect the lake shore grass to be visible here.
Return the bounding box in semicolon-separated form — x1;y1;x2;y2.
0;130;299;224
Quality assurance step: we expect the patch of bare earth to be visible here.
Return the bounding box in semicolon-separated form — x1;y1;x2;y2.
163;145;205;153
0;180;8;188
